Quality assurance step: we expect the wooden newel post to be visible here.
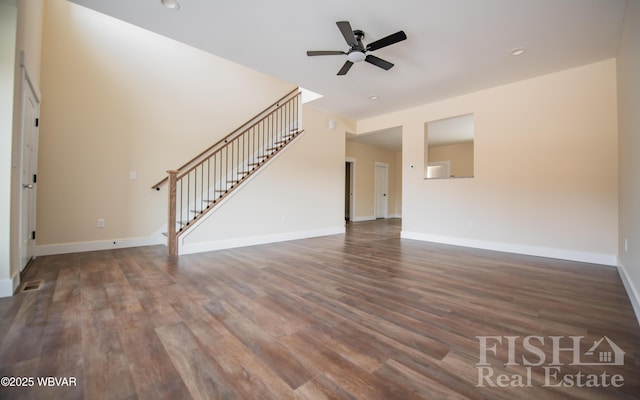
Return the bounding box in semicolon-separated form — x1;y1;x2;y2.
167;170;179;257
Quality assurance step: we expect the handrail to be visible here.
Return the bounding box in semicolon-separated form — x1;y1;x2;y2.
163;89;303;256
151;87;300;190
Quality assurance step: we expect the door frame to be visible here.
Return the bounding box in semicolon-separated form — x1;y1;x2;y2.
345;158;355;222
374;162;389;219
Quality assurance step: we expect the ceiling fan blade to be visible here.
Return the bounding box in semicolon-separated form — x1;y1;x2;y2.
306;50;346;56
337;60;354;75
366;31;407;52
365;55;394;70
336;21;357;47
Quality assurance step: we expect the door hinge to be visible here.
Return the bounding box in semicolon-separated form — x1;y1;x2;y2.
31;231;36;240
35;118;39;127
33;174;37;183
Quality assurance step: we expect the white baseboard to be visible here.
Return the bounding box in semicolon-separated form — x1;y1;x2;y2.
618;261;640;326
401;231;617;266
180;226;345;255
36;233;165;257
351;215;401;222
352;216;376;222
0;278;14;298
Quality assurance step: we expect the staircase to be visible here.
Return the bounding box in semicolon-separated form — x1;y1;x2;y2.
151;88;303;256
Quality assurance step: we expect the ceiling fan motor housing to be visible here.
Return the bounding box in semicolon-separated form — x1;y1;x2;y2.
347;29;366;62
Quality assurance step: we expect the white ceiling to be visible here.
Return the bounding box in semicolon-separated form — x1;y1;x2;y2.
68;0;627;122
347;127;403;152
346;113;474;152
427;113;474;147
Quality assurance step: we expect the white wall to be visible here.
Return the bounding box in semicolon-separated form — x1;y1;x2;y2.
181;104;351;253
359;60;619;265
617;0;640;322
0;1;18;296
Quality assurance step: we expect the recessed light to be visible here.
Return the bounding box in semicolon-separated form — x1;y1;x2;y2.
161;0;180;10
511;48;526;56
369;95;379;100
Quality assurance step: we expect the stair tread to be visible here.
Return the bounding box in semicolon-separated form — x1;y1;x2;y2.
275;137;295;144
167;127;303;246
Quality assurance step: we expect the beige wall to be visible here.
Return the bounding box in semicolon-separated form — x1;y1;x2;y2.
182;104;352;252
427;141;474;178
37;0;295;250
345;140;402;220
358;59;618;264
617;0;640;319
14;0;42;89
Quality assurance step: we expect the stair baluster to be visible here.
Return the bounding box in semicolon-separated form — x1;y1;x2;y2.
156;88;303;256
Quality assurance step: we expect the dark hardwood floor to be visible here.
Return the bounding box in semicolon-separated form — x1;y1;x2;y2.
1;219;638;399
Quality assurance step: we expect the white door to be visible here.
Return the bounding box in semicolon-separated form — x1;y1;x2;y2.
20;80;39;271
374;163;388;219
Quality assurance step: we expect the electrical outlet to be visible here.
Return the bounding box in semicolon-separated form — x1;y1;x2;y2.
97;219;105;228
129;171;137;181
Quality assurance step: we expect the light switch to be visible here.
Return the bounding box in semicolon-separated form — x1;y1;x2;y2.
129;171;137;181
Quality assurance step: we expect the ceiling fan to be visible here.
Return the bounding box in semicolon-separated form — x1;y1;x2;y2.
307;21;407;76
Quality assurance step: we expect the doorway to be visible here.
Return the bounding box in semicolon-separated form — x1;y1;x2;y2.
345;159;355;223
374;162;388;219
19;70;39;272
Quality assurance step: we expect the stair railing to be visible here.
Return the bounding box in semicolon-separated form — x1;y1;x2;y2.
154;88;303;256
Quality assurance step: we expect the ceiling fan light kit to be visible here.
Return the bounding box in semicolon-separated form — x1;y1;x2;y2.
347;51;366;63
160;0;180;10
307;21;407;76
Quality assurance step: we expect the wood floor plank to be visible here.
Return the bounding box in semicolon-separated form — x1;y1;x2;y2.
81;314;137;400
155;321;235;399
282;330;425;400
0;219;638;399
374;358;468;400
295;374;357;400
115;311;192;399
0;280;55;366
215;299;314;389
187;321;296;400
